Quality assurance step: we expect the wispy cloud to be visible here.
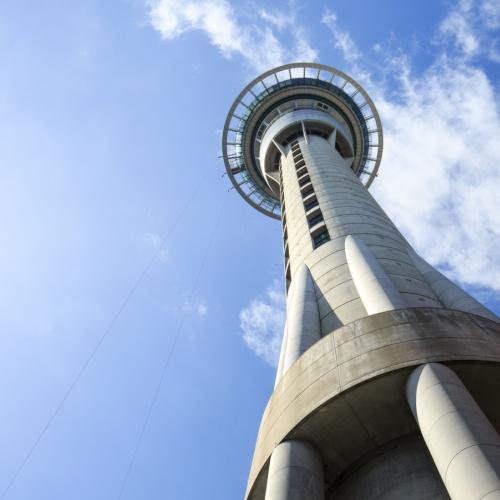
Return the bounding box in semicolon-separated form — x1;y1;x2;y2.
147;0;317;72
480;0;500;29
258;8;288;30
182;299;208;316
143;232;168;262
146;0;500;361
323;3;500;291
239;280;285;366
439;0;500;61
321;9;361;63
440;0;480;58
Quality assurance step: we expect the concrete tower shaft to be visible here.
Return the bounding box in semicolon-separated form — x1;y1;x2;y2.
222;63;500;500
279;133;441;321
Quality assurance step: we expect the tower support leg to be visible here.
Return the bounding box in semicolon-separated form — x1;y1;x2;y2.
281;264;321;375
407;363;500;500
264;440;324;500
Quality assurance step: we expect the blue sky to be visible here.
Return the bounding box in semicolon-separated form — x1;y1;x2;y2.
0;1;499;499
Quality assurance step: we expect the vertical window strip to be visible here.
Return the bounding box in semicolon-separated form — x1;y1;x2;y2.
291;142;331;250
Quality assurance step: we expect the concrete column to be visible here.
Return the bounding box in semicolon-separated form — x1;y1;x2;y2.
409;249;498;322
407;363;500;500
265;440;324;500
345;234;407;314
275;320;288;388
282;263;321;374
282;134;441;328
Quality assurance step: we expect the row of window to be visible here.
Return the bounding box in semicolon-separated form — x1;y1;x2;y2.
280;139;331;291
279;160;291;288
291;142;331;250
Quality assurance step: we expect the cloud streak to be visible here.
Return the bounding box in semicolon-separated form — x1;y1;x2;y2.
323;3;500;291
321;9;361;64
239;280;285;366
147;0;500;364
182;299;208;316
143;232;168;263
148;0;317;72
440;0;480;58
439;0;500;61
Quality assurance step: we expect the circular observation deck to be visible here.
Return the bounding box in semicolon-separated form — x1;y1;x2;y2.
222;62;383;219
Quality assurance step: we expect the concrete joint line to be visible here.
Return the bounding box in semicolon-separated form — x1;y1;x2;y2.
338;337;455;371
332;324;341;392
444;443;500;486
320;295;359;316
330;310;450;349
346;354;485;393
333;320;413;349
479;487;500;499
331;295;363;313
425;409;469;439
417;380;468;401
267;464;321;476
319;277;357;295
343;394;377;445
258;363;341;445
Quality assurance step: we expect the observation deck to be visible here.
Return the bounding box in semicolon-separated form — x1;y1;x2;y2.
222;62;383;219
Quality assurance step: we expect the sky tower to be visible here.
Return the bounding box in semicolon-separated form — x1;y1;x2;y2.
222;63;500;500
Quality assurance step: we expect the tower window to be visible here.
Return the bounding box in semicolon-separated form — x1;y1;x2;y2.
296;164;307;177
312;229;330;248
301;184;314;198
308;212;324;228
304;197;319;211
298;174;310;187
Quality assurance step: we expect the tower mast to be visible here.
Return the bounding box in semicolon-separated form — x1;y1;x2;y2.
222;63;500;500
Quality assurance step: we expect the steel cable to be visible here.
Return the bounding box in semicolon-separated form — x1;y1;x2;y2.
0;171;211;499
116;191;229;499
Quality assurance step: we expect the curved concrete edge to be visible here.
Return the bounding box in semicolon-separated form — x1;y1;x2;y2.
407;363;500;500
330;434;450;500
345;234;407;314
264;440;324;500
281;263;321;375
408;249;498;323
274;320;288;388
245;307;500;499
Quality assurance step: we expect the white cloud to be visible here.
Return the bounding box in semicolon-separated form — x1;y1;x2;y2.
487;40;500;62
239;280;285;366
323;5;500;291
440;0;480;57
143;232;168;262
258;8;288;30
182;299;208;316
438;0;500;62
147;0;317;72
480;0;500;29
321;9;361;63
372;59;500;290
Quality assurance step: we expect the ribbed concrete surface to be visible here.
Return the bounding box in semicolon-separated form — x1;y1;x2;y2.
407;363;500;500
281;264;321;375
329;435;450;500
264;440;324;500
409;250;498;322
253;130;499;500
246;308;500;499
281;134;442;331
345;234;408;314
